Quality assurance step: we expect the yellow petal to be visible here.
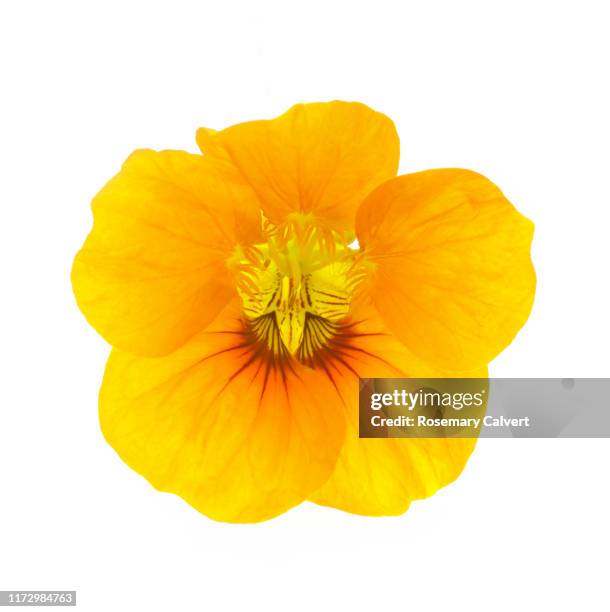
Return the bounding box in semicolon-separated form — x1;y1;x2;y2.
72;149;262;356
356;169;536;372
197;101;399;231
99;302;345;523
308;297;485;516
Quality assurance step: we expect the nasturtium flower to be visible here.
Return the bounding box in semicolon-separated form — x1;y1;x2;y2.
72;101;535;522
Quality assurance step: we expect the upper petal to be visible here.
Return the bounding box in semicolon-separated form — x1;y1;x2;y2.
355;169;536;371
197;101;400;231
308;297;485;516
72;149;262;356
99;302;345;523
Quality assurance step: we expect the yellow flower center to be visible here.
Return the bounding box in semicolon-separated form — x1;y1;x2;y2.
230;214;365;362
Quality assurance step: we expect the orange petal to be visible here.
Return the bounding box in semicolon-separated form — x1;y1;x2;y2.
197;101;399;231
72;149;262;356
99;302;345;523
308;297;485;516
356;169;535;371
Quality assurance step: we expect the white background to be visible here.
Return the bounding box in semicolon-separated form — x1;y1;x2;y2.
1;1;609;610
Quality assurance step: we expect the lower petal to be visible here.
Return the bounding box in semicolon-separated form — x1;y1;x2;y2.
308;298;486;516
99;303;345;523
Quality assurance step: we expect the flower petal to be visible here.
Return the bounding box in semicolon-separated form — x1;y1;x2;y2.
197;101;399;231
308;297;485;516
356;169;535;371
72;149;262;356
99;302;345;523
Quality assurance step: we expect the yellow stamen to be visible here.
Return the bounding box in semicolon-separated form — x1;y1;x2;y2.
231;216;362;357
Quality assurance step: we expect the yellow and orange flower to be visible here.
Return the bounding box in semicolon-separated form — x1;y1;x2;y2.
72;101;535;522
